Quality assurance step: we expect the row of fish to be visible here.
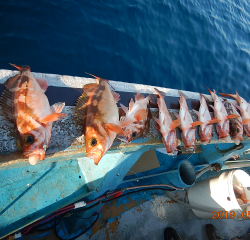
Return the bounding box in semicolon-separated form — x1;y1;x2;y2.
1;64;249;165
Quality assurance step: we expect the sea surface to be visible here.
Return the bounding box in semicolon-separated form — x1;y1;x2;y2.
0;0;250;99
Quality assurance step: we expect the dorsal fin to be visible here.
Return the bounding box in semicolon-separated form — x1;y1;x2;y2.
135;92;144;101
75;92;89;120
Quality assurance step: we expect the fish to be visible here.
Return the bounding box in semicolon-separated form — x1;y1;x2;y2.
224;101;243;145
75;73;132;165
174;91;203;150
193;94;220;145
205;86;240;143
220;91;250;137
0;64;67;165
153;88;181;155
120;92;151;143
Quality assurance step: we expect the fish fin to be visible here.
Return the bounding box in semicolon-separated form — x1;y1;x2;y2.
83;83;98;95
190;121;203;128
242;119;250;124
116;135;129;144
42;113;67;124
156;124;160;131
135;92;144;101
227;114;240;119
75;92;89;120
120;104;129;114
85;72;103;83
169;119;181;130
0;90;14;122
209;104;216;112
9;63;31;72
219;92;236;99
193;109;200;118
4;73;20;90
134;109;147;121
106;123;125;136
154;88;166;98
208;119;220;124
204;84;213;94
174;113;180;119
35;78;48;92
51;102;65;113
111;91;120;103
154;117;161;126
129;98;134;112
119;116;135;128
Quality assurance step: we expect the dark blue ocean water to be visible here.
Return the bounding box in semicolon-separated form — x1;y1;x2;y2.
0;0;250;99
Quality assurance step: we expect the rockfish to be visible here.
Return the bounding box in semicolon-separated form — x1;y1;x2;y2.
220;91;250;137
154;88;181;155
75;73;132;165
0;64;67;165
174;91;203;150
193;94;220;145
205;86;239;142
120;92;150;143
224;101;243;145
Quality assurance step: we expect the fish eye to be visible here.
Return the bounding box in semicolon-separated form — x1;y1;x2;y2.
89;137;98;147
236;128;239;133
23;134;35;145
132;132;137;138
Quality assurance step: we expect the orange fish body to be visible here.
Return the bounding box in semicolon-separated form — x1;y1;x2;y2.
175;91;203;150
75;73;131;165
0;64;67;165
193;94;220;145
154;88;181;155
205;86;239;142
220;91;250;137
120;92;150;142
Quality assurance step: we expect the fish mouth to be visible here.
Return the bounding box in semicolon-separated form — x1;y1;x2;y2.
24;151;45;165
86;152;103;165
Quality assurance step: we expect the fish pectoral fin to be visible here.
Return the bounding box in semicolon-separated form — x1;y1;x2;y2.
106;123;125;136
242;119;250;124
119;116;135;128
192;109;200;118
120;104;129;114
190;121;203;128
42;113;67;124
208;118;220;124
36;78;48;92
135;92;145;101
169;119;181;130
219;92;236;100
134;109;147;121
154;117;161;126
174;113;180;119
129;98;134;112
51;102;65;113
111;91;120;103
227;114;240;119
116;136;129;144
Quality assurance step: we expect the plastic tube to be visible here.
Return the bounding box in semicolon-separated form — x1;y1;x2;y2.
196;166;213;179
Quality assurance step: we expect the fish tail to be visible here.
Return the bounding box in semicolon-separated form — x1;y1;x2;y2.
9;63;31;72
154;88;165;98
204;84;213;95
85;72;102;82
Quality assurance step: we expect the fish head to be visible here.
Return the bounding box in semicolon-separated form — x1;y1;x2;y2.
125;121;145;143
20;125;51;165
162;131;178;156
181;129;196;151
200;125;213;143
85;126;110;165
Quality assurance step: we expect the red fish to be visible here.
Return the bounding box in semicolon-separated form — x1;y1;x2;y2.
175;91;203;150
220;91;250;137
75;73;132;165
0;64;67;165
205;86;240;142
224;101;243;145
193;94;220;145
154;88;181;155
120;92;151;143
